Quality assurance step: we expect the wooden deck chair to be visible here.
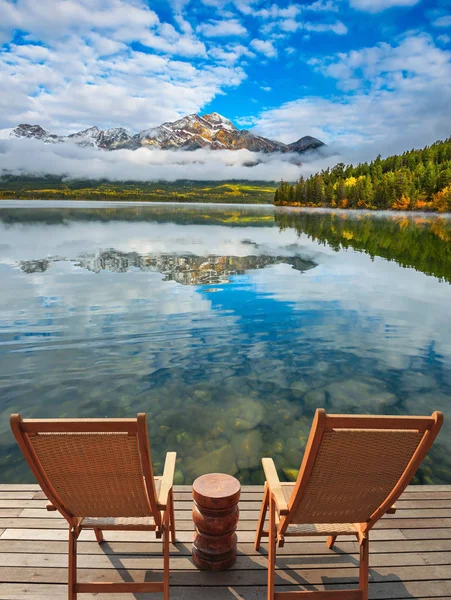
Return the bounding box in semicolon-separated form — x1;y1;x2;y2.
10;413;177;600
255;409;443;600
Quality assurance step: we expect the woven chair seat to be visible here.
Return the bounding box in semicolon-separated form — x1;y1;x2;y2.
81;516;155;528
286;522;357;536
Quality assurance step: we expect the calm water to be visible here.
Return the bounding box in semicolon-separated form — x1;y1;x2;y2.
0;201;450;484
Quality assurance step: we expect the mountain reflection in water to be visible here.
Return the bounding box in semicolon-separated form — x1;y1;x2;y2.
0;202;450;486
20;251;316;285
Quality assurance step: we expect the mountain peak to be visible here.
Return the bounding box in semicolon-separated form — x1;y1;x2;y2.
2;113;325;154
13;124;49;138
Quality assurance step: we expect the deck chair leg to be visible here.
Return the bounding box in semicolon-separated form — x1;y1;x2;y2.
267;494;276;600
359;536;369;600
164;511;170;600
94;528;104;544
68;527;77;600
326;535;337;549
255;482;269;550
169;489;176;543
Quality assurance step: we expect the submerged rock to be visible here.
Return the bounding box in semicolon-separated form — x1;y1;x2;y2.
290;380;310;399
232;430;263;470
304;388;326;412
283;468;299;482
399;372;438;393
325;377;398;412
186;444;238;477
224;396;265;431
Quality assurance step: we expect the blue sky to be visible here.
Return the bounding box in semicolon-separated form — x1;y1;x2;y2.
0;0;450;158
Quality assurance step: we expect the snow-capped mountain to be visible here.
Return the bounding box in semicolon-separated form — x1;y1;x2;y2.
1;113;325;154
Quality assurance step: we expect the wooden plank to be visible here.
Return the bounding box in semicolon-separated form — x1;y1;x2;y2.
401;491;451;498
406;485;451;491
384;509;451;518
0;501;49;509
0;528;410;542
0;510;21;517
0;493;37;500
0;483;447;491
3;497;451;511
30;488;451;503
1;537;451;556
31;490;268;502
393;499;451;508
0;563;450;585
0;584;449;600
2;516;450;532
16;506;451;520
0;485;41;491
1;550;450;570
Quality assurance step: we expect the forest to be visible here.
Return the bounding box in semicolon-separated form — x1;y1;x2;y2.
274;137;451;212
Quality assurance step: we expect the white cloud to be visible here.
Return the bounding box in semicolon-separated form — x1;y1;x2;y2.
0;137;331;182
208;44;256;64
349;0;420;12
254;4;301;18
307;0;340;12
0;23;245;133
0;0;259;133
433;15;451;28
251;33;451;160
197;19;248;37
250;38;278;57
305;21;348;34
261;17;348;36
0;0;160;40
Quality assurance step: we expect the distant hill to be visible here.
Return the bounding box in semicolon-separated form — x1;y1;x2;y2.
274;137;451;212
0;112;325;154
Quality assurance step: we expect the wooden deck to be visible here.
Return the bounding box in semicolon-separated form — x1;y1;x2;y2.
0;484;450;599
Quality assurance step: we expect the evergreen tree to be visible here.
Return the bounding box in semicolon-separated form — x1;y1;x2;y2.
273;137;451;212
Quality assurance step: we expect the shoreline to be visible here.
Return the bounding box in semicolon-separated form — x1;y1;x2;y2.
1;199;450;216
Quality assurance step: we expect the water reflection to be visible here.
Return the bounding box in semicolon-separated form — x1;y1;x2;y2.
276;208;451;283
0;203;450;485
20;251;316;284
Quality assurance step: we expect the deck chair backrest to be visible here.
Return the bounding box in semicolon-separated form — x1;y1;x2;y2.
10;414;160;523
286;410;443;528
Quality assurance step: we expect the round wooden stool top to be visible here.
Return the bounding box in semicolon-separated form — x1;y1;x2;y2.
192;473;241;511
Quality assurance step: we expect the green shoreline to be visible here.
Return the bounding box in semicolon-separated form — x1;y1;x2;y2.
0;178;277;204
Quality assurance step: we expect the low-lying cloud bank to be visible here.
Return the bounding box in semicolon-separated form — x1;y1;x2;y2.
0;138;336;182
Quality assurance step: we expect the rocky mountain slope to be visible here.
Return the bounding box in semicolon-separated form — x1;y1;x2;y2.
1;113;324;154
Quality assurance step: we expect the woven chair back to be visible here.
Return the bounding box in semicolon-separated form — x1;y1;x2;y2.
289;428;422;524
10;416;158;521
30;432;151;517
285;411;443;529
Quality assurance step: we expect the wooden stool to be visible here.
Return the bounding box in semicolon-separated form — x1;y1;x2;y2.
192;473;241;571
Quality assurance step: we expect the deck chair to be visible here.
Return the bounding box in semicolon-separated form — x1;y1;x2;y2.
255;409;443;600
10;413;176;600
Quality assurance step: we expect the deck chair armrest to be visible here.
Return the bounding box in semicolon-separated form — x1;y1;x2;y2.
158;452;177;509
262;458;289;516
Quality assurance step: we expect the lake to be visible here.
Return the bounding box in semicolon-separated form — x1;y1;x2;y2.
0;201;450;485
